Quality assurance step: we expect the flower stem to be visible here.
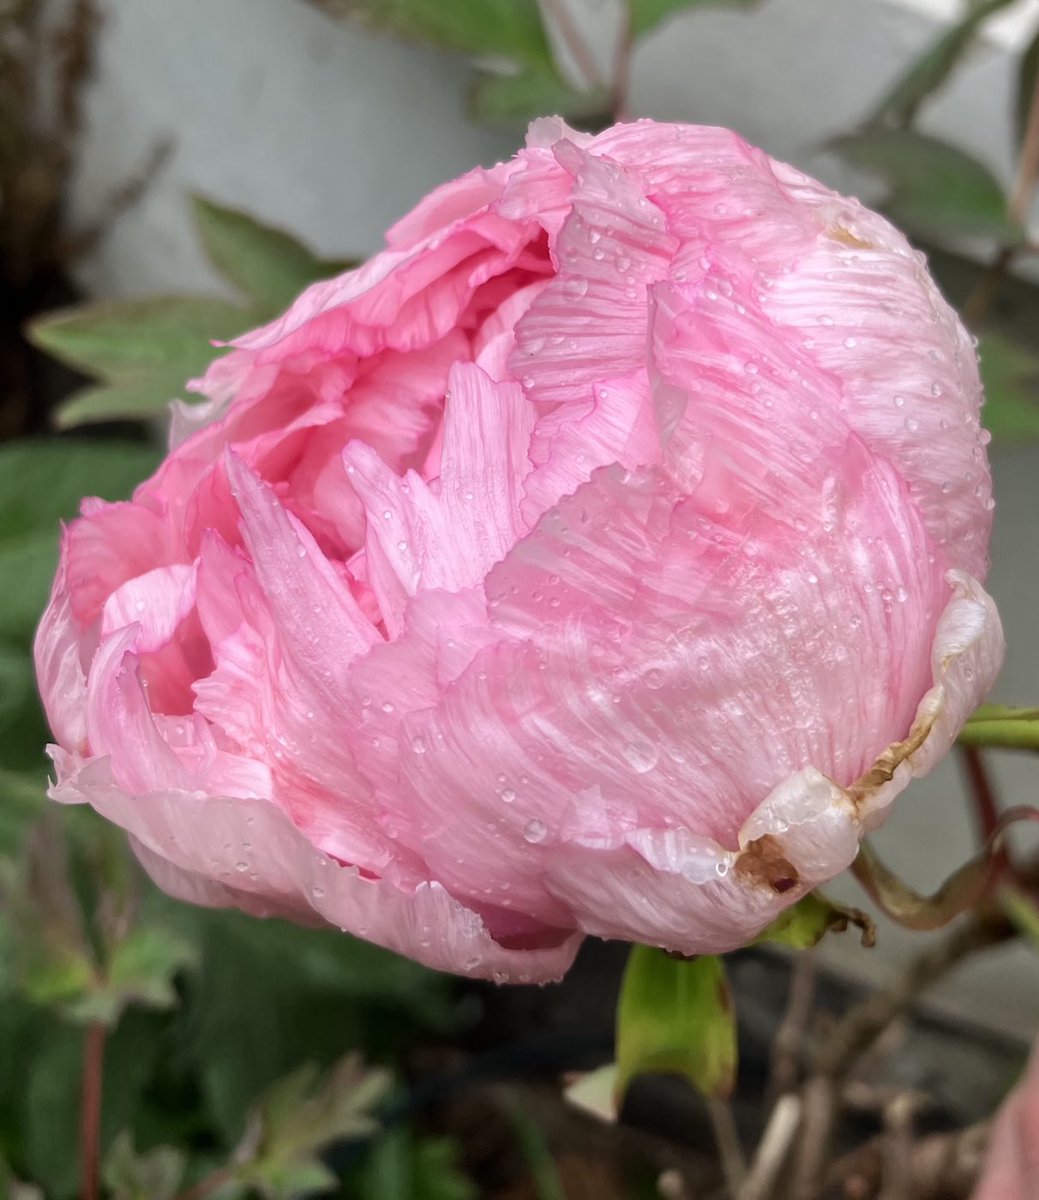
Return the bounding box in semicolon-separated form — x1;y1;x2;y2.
79;1021;106;1200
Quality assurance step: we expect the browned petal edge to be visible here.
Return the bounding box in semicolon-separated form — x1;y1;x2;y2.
846;711;934;806
732;834;801;894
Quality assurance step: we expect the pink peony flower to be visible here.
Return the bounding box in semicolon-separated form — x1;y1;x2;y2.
973;1039;1039;1200
35;118;1002;981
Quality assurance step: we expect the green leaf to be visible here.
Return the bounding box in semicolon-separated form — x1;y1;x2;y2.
312;0;552;65
867;0;1020;129
240;1056;391;1200
68;925;197;1027
615;948;736;1104
2;818;96;1013
469;69;609;128
831;130;1020;243
360;1129;476;1200
1016;20;1039;148
184;909;455;1142
960;703;1039;749
756;892;875;949
977;332;1039;442
192;197;352;315
627;0;760;41
32;297;249;429
29;298;248;380
102;1132;186;1200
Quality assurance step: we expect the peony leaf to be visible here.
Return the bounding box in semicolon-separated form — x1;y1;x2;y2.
29;298;247;429
627;0;760;41
308;0;552;65
1;817;96;1013
102;1132;186;1200
361;1129;476;1200
960;703;1039;749
469;69;609;128
615;947;736;1103
29;297;248;380
191;196;355;315
757;891;875;948
867;0;1020;129
237;1055;391;1200
830;130;1020;243
67;925;198;1027
977;332;1039;442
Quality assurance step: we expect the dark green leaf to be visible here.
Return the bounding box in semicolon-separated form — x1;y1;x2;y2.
978;331;1039;441
360;1129;476;1200
102;1132;186;1200
831;130;1020;243
183;909;455;1142
868;0;1021;129
312;0;552;65
192;197;352;315
1016;21;1039;148
0;438;159;644
615;947;736;1103
18;1010;167;1200
627;0;760;41
470;69;609;128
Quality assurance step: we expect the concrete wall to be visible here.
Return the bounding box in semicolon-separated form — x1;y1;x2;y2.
70;0;1039;1036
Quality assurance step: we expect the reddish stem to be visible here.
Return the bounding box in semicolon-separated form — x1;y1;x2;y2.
80;1022;106;1200
959;744;1011;878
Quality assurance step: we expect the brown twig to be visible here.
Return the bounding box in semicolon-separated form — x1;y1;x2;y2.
767;952;816;1109
788;910;1012;1200
609;7;635;122
1010;64;1039;227
540;0;607;94
959;745;1011;879
705;1096;748;1196
737;1094;802;1200
79;1021;106;1200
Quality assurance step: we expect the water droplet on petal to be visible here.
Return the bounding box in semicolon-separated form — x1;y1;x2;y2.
523;819;548;844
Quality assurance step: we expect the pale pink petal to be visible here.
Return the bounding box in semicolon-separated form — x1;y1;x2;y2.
509;141;678;407
344;363;535;633
972;1041;1039;1200
63;763;582;982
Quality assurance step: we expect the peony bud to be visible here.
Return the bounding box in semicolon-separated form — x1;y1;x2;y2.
35;119;1002;981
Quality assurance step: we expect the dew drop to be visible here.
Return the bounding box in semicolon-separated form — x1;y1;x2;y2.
501;788;517;803
563;276;589;300
644;667;665;690
523;819;548;844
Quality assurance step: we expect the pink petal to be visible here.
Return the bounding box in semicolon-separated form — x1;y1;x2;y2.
63;763;582;982
344;362;535;634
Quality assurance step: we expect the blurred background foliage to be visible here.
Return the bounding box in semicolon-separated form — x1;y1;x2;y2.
4;0;1039;1197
